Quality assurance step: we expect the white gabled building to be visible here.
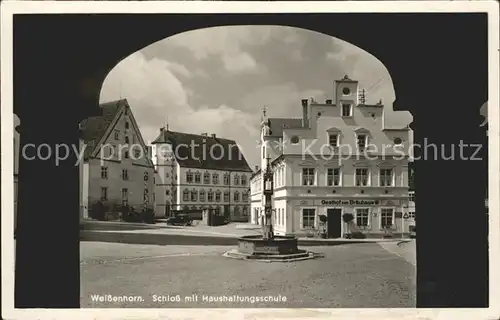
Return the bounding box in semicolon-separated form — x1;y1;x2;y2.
79;99;155;219
152;129;253;222
250;75;414;238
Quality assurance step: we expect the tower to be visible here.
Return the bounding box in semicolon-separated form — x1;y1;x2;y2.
334;74;359;107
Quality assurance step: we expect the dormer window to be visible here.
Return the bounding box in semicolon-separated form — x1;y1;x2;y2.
341;104;352;117
328;134;339;147
357;134;367;149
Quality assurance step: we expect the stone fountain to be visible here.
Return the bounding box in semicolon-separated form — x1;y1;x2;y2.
224;157;322;262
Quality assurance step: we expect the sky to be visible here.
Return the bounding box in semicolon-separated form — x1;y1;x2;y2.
99;25;413;168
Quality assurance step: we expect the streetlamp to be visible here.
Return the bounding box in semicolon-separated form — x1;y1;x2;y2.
262;156;274;240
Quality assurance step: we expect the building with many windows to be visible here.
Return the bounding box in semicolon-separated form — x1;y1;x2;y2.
79;99;155;219
250;75;413;238
152;129;252;222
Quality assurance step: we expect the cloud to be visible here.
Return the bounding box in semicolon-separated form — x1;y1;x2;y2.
164;26;277;74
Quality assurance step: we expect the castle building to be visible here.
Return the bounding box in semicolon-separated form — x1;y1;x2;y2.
250;75;414;238
79;99;155;219
152;129;252;222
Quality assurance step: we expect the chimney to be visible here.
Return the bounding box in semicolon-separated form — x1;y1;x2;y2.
326;99;332;104
160;127;165;132
201;133;208;137
301;99;309;128
211;133;216;139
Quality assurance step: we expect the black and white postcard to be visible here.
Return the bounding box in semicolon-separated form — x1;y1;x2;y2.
1;1;499;320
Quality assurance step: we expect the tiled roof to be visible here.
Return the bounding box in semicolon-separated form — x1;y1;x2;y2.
79;99;127;159
268;118;303;137
151;130;252;172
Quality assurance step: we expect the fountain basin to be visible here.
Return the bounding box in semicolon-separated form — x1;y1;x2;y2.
224;235;324;262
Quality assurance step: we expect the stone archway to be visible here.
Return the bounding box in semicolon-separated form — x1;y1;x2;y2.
13;13;488;308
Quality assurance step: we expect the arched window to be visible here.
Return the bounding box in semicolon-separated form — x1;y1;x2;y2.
203;172;210;184
241;175;247;185
234;175;240;185
191;189;197;202
199;190;206;202
234;191;240;202
125;136;130;144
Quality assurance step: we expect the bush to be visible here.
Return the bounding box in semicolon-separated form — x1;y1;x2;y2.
123;205;142;223
90;201;106;221
141;207;155;224
342;213;354;223
318;215;328;223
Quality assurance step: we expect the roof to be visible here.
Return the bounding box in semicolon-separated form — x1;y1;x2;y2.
268;118;303;137
151;129;252;172
80;99;128;159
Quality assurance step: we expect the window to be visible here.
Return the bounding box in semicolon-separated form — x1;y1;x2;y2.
134;148;141;159
165;189;170;196
327;168;341;186
101;166;108;179
290;136;300;144
394;137;403;145
341;104;352;117
329;134;339;147
191;190;197;202
234;206;240;216
100;187;108;201
379;168;394;187
234;191;240;202
381;208;394;228
194;172;201;184
144;171;149;181
355;168;369;186
215;191;221;202
242;191;249;202
262;146;265;159
302;168;315;186
208;190;214;202
409;191;416;202
342;87;351;95
212;173;219;185
302;208;315;229
234;175;240;185
223;191;229;202
186;172;193;183
199;190;206;202
356;208;369;227
242;206;248;216
183;190;189;202
143;188;149;204
114;130;119;140
125;122;129;129
122;169;129;181
203;172;210;184
408;211;416;219
125;136;129;144
223;174;230;185
121;188;128;206
357;134;367;149
241;175;247;186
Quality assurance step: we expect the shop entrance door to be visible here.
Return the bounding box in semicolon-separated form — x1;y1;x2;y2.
327;208;342;238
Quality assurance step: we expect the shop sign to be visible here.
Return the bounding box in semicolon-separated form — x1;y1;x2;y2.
320;199;380;206
403;213;409;219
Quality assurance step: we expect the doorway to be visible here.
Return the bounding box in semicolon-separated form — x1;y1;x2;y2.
327;208;342;238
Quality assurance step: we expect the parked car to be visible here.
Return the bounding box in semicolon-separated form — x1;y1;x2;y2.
166;214;193;226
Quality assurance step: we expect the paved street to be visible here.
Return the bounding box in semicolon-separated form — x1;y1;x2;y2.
81;242;416;308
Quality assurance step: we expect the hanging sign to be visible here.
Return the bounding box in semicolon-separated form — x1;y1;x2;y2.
403;213;409;219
